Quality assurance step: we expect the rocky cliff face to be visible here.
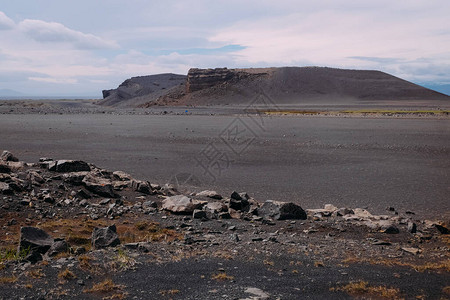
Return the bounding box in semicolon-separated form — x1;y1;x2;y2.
186;68;269;93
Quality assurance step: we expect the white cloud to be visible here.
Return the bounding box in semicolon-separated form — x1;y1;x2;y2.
18;19;118;49
0;11;15;30
29;77;78;84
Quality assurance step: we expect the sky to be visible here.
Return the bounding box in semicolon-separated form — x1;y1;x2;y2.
0;0;449;97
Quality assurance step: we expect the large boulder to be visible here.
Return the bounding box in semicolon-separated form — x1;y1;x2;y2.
162;195;205;214
1;150;19;162
18;227;54;254
48;160;91;172
91;224;120;249
258;200;307;220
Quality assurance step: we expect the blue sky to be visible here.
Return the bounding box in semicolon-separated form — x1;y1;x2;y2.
0;0;449;97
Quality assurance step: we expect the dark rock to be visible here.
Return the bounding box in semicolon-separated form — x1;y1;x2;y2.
132;180;153;195
91;224;120;249
193;209;207;219
218;212;232;219
230;191;249;201
407;221;417;233
46;239;69;257
44;195;55;204
1;150;19;162
18;226;54;254
48;160;91;172
74;247;86;255
23;251;43;264
435;224;449;234
381;224;399;234
75;189;91;199
258;200;307;220
143;200;157;208
0;164;11;174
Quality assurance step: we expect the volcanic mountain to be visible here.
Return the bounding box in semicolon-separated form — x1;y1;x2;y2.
99;67;449;107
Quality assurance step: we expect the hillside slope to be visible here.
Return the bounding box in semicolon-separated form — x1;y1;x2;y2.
99;73;186;107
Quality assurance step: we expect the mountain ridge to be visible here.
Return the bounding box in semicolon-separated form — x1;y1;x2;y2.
99;67;449;107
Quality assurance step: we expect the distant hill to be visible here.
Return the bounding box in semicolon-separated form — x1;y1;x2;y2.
0;89;25;97
99;67;449;107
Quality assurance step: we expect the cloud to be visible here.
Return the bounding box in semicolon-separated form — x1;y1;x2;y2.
0;11;15;30
18;19;118;49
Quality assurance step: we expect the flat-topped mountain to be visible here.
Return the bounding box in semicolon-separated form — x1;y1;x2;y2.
99;67;449;107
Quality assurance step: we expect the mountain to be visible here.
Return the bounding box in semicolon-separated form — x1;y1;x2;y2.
99;67;449;107
0;89;25;97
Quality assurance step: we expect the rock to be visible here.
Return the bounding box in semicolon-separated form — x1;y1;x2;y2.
353;208;374;219
161;195;205;214
112;171;133;181
18;226;54;254
63;172;88;185
196;190;223;200
1;150;19;162
48;160;91;172
75;189;91;199
434;224;449;234
258;200;307;220
0;164;11;174
46;239;69;257
91;224;120;249
335;207;354;217
193;209;207;219
44;195;55;204
218;212;232;219
82;174;117;198
380;222;399;234
402;247;421;255
230;191;249;201
407;221;417;233
142;200;157;208
23;251;43;264
132;180;153;195
0;182;12;194
205;202;227;214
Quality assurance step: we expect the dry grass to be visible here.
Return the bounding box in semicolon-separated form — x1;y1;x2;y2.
0;276;17;284
84;279;124;294
118;221;182;243
314;261;324;267
443;286;450;295
58;268;77;280
109;249;136;271
26;269;44;279
211;272;234;281
342;256;450;273
331;280;403;299
263;259;275;266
